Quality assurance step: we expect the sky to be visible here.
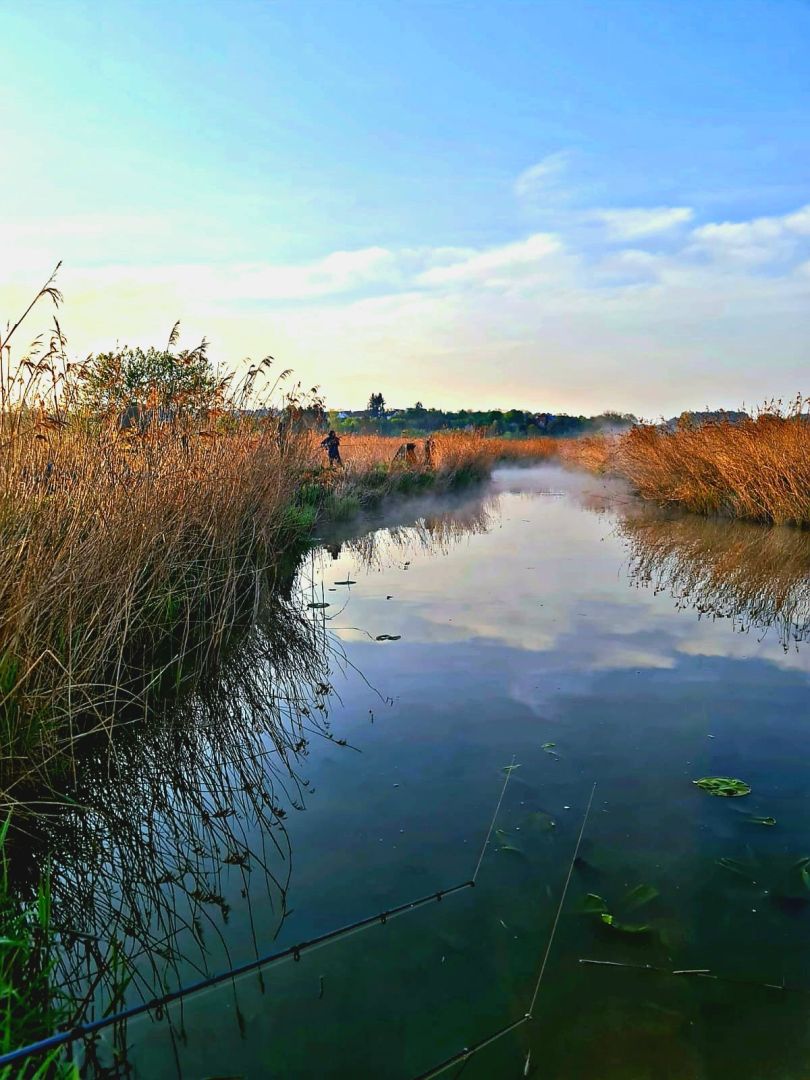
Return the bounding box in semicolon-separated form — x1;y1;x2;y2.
1;0;809;417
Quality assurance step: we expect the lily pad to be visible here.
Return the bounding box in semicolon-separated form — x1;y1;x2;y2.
693;777;751;797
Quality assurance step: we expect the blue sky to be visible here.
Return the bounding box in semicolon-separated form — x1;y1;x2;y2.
2;0;808;414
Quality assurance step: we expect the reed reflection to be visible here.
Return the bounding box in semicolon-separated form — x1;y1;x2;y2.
333;493;496;572
3;585;335;1066
616;506;810;650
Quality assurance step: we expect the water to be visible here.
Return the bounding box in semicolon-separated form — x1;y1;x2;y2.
37;466;810;1076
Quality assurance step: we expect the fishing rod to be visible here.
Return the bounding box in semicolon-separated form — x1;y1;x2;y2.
412;781;598;1080
0;760;517;1070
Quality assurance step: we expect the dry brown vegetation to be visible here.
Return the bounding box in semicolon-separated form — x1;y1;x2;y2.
0;419;489;782
486;407;810;527
614;404;810;526
486;433;615;472
0;416;307;784
310;429;491;475
0;278;495;782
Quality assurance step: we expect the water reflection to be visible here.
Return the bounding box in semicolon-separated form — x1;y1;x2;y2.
339;497;495;572
5;472;810;1078
5;588;334;1065
616;506;810;651
5;491;501;1073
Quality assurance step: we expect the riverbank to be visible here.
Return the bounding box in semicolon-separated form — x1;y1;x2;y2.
0;420;491;790
490;404;810;527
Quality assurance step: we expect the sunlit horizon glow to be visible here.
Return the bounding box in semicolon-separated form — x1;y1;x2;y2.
2;0;808;417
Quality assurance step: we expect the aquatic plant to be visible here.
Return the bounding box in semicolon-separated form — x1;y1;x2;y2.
0;814;78;1079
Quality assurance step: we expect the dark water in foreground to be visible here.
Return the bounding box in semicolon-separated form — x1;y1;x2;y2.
63;466;810;1077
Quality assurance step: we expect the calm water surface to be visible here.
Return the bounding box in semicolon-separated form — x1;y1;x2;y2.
87;466;810;1077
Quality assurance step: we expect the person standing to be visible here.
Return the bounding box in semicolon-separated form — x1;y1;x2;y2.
321;429;343;466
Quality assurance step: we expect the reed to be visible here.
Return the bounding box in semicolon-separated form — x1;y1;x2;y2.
485;409;810;528
614;401;810;526
299;430;493;516
0;277;495;784
485;433;615;472
0;813;78;1079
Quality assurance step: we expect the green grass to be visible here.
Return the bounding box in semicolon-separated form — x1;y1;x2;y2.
0;816;78;1079
323;492;362;522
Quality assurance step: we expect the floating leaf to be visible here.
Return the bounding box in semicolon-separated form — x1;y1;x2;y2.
772;858;810;903
693;777;751;797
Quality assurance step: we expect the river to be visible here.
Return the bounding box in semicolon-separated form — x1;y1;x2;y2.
39;464;810;1078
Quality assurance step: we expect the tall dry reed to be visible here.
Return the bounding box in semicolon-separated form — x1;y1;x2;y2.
484;433;615;472
0;276;498;783
0;274;312;784
615;402;810;526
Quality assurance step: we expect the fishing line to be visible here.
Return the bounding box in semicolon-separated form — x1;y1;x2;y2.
413;781;597;1080
472;755;515;883
0;760;517;1069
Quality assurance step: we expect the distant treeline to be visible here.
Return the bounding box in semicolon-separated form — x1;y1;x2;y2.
326;404;639;438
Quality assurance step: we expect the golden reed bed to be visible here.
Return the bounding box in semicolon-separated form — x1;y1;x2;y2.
487;403;810;528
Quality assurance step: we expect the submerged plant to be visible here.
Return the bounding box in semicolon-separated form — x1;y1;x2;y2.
582;884;660;935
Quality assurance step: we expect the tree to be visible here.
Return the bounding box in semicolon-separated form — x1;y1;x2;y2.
80;328;221;419
368;391;386;418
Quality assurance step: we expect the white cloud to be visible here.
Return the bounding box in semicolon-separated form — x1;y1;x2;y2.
514;151;571;200
690;204;810;264
2;194;809;416
220;247;400;300
594;206;694;240
417;233;562;287
784;206;810;235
